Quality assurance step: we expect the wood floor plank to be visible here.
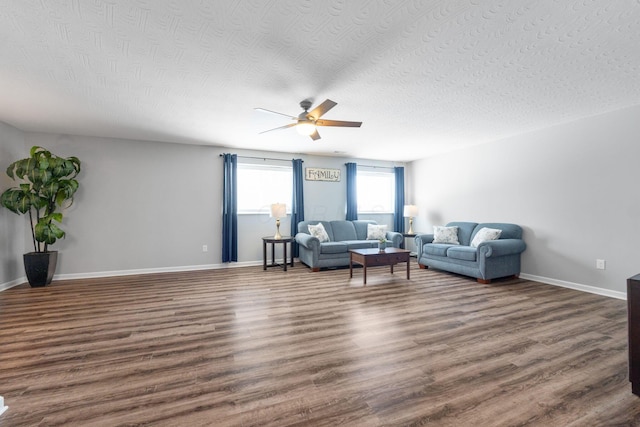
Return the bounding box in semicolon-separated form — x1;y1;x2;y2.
1;264;639;426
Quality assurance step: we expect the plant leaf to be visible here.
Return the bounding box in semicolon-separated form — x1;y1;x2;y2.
1;188;36;214
30;146;44;157
49;212;63;223
35;220;65;245
41;181;59;199
1;189;23;214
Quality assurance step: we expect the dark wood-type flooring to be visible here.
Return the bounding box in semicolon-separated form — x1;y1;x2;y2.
1;263;639;426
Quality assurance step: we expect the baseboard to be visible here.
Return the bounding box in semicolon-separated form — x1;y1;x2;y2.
0;277;27;292
53;260;263;281
0;262;263;291
520;273;626;300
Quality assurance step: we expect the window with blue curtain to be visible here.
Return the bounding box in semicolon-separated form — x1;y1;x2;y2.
345;162;358;220
291;159;304;257
394;166;405;232
222;153;238;262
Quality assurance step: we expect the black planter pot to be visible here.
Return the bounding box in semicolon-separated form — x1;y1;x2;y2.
24;251;58;287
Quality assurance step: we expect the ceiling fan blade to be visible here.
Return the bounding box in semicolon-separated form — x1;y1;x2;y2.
254;108;297;120
307;99;337;120
309;129;321;141
315;119;362;128
259;123;297;134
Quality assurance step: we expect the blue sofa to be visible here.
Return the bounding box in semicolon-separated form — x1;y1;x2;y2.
295;220;403;271
415;221;526;283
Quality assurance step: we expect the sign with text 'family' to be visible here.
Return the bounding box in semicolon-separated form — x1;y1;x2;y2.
305;168;341;182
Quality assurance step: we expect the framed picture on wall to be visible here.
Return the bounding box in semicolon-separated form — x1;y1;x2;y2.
305;168;341;182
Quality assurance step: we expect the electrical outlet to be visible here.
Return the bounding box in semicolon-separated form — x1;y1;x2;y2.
202;245;208;252
596;259;606;270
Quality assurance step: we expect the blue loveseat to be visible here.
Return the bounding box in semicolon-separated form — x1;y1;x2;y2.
415;221;526;283
295;220;403;271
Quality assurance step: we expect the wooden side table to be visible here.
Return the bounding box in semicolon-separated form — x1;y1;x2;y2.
402;233;418;256
262;236;294;271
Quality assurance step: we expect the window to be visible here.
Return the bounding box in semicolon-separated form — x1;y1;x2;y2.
237;163;292;214
357;169;395;213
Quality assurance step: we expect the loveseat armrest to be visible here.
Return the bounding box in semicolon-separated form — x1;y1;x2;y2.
295;233;320;251
414;234;434;258
385;231;403;248
414;234;434;245
477;239;526;258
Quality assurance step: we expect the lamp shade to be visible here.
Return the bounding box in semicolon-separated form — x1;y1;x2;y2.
270;203;287;218
403;204;418;217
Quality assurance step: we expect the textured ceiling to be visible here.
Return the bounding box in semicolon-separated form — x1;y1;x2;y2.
1;1;640;162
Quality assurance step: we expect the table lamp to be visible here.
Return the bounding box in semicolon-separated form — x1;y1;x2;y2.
403;205;419;234
270;203;287;239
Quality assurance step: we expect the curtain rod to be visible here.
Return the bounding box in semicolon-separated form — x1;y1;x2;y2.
220;154;302;163
351;164;396;170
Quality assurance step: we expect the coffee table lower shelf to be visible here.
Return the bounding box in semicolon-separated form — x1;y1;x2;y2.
349;247;411;285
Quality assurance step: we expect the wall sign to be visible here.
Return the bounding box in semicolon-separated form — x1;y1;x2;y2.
305;167;341;182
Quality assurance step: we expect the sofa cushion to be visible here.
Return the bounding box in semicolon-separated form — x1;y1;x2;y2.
352;220;376;240
433;226;460;245
344;240;376;250
367;224;388;240
308;223;330;242
320;242;349;254
473;222;522;240
470;227;502;247
330;221;357;241
299;220;335;241
424;244;452;257
447;246;478;261
445;222;478;246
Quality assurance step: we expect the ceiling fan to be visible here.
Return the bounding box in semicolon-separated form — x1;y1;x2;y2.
255;99;362;141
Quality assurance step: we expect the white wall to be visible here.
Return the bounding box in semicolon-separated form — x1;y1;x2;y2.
409;105;640;295
0;130;400;282
0;122;26;288
22;133;221;275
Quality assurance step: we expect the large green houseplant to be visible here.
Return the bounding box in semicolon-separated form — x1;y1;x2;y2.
1;146;81;286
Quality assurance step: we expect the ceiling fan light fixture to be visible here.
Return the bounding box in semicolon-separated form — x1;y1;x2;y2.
296;120;316;136
256;99;361;141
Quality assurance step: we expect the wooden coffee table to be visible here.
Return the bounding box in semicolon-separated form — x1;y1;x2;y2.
349;247;411;285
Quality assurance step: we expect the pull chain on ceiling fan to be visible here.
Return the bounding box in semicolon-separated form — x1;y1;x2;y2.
255;99;362;141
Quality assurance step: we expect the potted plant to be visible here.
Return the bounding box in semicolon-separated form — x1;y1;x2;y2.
1;146;81;287
378;238;387;251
